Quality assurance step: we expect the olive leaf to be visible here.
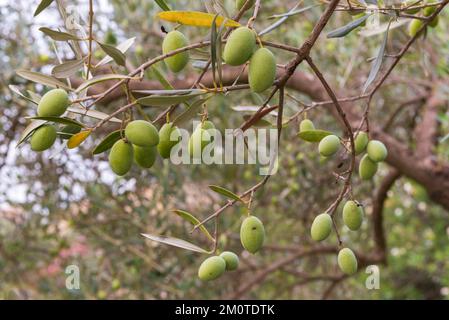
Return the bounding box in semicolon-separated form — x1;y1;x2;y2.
210;13;219;88
327;14;371;38
242;115;273;127
362;20;391;94
154;0;171;11
173;210;214;241
34;0;54;17
173;97;211;126
157;11;240;28
298;130;333;142
92;130;122;155
75;74;134;93
151;64;174;90
136;90;207;107
141;233;209;254
39;27;82;41
52;58;86;78
97;41;126;67
9;85;39;105
66;106;121;123
16;120;47;147
16;69;71;90
260;4;317;36
26;116;85;128
208;185;243;203
67;130;91;149
95;37;136;68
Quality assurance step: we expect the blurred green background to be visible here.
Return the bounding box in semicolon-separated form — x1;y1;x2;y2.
0;0;448;299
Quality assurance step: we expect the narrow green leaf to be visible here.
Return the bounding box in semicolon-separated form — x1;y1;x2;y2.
92;130;122;155
268;4;319;19
259;4;318;36
95;37;136;68
209;185;243;202
173;210;214;241
210;13;219;87
173;97;211;126
136;91;207;107
141;233;209;253
52;58;85;78
67;106;121;123
34;0;54;17
16;69;71;90
39;27;81;41
16;120;47;147
26;116;85;127
440;133;449;143
362;20;391;93
97;41;126;66
327;14;371;38
151;64;174;90
154;0;171;11
75;74;133;93
298;130;333;142
9;85;39;105
242;115;273;127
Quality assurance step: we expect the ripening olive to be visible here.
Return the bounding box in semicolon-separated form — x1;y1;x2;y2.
198;256;226;281
240;216;265;254
318;135;340;157
354;131;368;155
299;119;315;132
37;88;69;117
310;213;332;241
219;251;239;271
188;121;215;159
367;140;388;162
30;125;57;151
423;5;437;17
337;248;358;275
342;200;364;231
108;140;133;176
359;154;378;180
236;0;255;10
162;30;189;73
134;145;157;168
157;122;181;159
223;27;256;66
248;48;276;93
124;120;159;147
408;19;423;37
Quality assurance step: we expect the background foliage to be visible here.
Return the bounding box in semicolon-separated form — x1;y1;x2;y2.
0;0;448;299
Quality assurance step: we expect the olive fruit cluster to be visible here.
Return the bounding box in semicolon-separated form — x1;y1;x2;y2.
29;88;70;152
310;203;361;275
197;215;265;281
358;138;388;180
109;120;181;176
198;251;240;281
299;119;342;157
408;5;439;37
223;27;276;93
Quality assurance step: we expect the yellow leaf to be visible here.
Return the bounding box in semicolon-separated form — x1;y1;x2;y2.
67;130;91;149
157;11;241;28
